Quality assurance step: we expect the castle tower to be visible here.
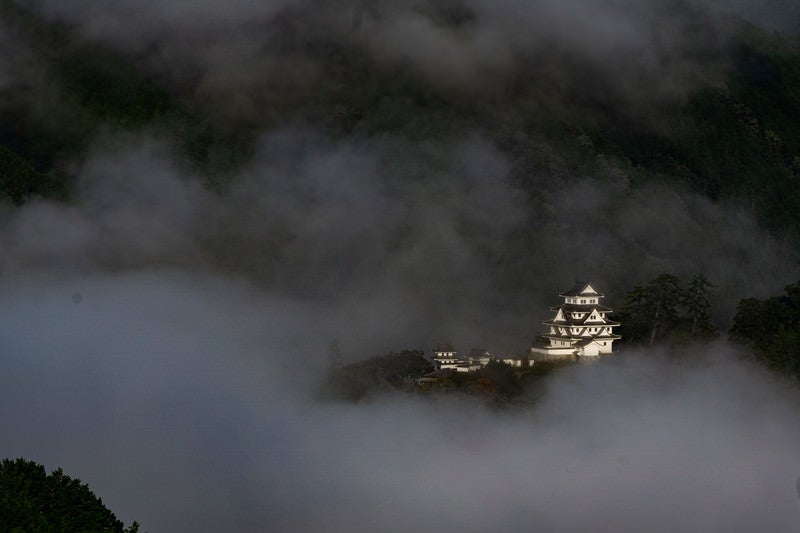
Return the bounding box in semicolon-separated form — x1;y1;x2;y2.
530;281;621;361
432;344;459;370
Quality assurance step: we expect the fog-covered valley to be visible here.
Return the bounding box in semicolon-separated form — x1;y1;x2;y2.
2;1;800;530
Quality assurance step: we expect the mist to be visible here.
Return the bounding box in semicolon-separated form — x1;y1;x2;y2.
2;0;800;530
2;273;800;531
14;0;748;121
0;132;798;529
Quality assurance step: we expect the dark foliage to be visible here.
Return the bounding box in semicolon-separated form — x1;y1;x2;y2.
0;3;798;243
0;145;68;203
617;273;718;346
472;360;524;400
319;350;433;402
683;274;718;339
0;457;139;533
730;281;800;379
0;1;252;192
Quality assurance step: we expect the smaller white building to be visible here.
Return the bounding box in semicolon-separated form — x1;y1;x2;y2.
432;344;487;372
432;345;527;373
432;344;459;368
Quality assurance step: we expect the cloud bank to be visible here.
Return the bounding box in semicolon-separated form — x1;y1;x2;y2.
15;0;742;121
0;130;797;529
1;130;796;350
1;275;799;531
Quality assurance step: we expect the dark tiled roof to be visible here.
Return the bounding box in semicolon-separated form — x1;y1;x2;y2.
532;336;558;348
541;333;582;340
422;369;456;379
435;344;455;352
554;304;613;313
544;317;619;327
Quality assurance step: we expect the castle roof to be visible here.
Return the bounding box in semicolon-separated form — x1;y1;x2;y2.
532;335;557;348
435;344;455;352
559;281;604;298
552;304;614;313
542;332;621;341
544;317;620;327
545;305;618;326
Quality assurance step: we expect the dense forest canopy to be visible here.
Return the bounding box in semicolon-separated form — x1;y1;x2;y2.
0;458;139;532
0;3;798;328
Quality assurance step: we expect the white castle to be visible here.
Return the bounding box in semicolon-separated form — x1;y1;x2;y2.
431;281;620;373
530;280;620;360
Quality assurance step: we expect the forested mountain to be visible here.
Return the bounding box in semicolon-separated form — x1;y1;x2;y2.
2;1;799;231
1;1;798;345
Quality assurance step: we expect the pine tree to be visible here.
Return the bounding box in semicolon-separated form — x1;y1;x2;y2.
618;274;685;346
683;274;718;339
619;285;649;343
646;274;683;346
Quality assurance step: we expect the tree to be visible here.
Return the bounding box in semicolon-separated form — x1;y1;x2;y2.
646;274;683;345
731;281;800;379
683;274;718;339
473;360;522;400
618;274;683;345
618;273;720;346
318;350;433;402
618;284;657;344
0;457;140;532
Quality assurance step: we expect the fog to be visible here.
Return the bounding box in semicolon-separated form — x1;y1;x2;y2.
2;0;800;531
1;132;795;351
2;273;800;531
0;134;798;530
13;0;750;121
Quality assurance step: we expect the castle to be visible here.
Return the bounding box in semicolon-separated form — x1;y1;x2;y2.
529;280;620;360
432;281;620;372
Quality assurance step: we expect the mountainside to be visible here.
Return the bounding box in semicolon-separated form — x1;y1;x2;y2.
2;3;799;224
1;0;799;344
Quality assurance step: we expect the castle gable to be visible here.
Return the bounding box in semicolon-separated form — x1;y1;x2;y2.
560;281;603;298
584;308;604;323
581;283;599;296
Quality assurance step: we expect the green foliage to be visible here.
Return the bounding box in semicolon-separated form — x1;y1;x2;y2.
617;273;719;346
0;2;251;200
0;457;139;532
0;144;68;203
683;274;718;339
56;48;172;130
319;350;433;402
1;3;800;243
472;360;523;400
618;274;681;345
597;26;800;235
730;281;800;378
